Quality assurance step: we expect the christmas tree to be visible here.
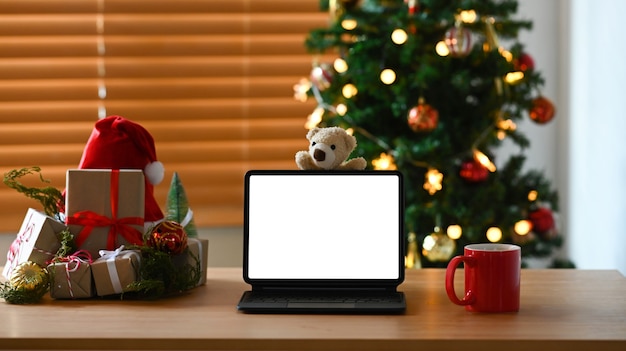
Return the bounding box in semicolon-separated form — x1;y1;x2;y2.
295;0;571;267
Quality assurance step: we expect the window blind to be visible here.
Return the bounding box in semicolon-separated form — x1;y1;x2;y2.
0;0;327;231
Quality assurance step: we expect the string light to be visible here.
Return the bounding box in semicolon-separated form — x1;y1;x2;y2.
514;220;532;236
486;227;503;242
380;69;396;84
505;71;524;84
333;58;348;73
292;78;311;102
473;149;496;172
500;48;514;62
424;168;443;195
304;106;324;129
335;103;347;116
435;41;450;56
391;28;408;45
341;19;357;30
459;10;477;23
447;224;462;240
372;153;397;170
528;190;538;201
342;83;358;98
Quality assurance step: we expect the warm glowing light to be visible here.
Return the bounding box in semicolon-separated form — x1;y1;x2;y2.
528;190;538;201
486;227;503;242
473;150;496;172
424;168;443;195
459;10;477;23
372;152;397;170
447;225;462;240
341;19;357;30
345;128;354;136
333;58;348;73
304;107;324;129
342;83;358;98
391;28;408;44
335;103;347;116
292;78;311;102
514;220;532;236
380;69;396;85
505;71;524;84
497;119;517;131
435;41;450;56
500;49;513;62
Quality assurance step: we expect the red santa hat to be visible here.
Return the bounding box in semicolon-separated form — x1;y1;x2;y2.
77;115;165;222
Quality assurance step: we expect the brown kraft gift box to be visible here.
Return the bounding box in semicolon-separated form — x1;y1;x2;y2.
173;238;209;287
91;247;141;296
48;259;94;299
65;169;145;258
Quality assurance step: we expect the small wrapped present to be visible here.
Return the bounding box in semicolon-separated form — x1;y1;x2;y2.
91;246;141;296
48;251;94;299
2;208;64;279
65;169;145;258
173;238;208;287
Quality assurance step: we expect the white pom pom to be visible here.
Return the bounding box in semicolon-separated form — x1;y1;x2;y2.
145;161;164;185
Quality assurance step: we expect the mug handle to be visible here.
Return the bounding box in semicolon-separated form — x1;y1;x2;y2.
445;255;476;306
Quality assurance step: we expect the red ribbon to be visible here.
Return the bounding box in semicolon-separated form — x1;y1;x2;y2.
66;170;143;250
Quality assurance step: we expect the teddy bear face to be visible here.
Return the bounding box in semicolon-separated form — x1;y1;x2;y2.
306;127;356;169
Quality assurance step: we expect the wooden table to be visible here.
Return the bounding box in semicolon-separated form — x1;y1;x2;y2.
0;268;624;351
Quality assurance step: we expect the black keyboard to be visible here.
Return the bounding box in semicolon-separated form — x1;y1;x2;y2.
237;291;406;314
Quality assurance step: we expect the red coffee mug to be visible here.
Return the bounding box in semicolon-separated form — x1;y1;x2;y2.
445;243;521;313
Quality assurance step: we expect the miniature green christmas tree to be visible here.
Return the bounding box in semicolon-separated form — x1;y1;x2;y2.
165;172;197;238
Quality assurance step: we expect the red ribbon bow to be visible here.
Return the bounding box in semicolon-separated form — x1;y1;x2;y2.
66;170;143;250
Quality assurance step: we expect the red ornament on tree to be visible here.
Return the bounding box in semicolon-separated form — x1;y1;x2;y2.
444;25;472;57
514;52;535;71
310;63;334;92
459;159;489;183
408;100;439;132
528;207;555;234
529;96;555;124
148;220;188;255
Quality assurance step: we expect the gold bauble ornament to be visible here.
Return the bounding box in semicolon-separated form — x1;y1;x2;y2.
422;231;456;262
10;261;48;291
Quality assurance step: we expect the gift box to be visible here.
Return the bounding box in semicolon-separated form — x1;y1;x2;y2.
91;246;141;296
173;238;209;287
48;253;94;299
2;208;64;279
65;169;145;258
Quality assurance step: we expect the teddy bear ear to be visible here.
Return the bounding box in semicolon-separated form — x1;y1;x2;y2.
306;127;320;140
344;132;357;151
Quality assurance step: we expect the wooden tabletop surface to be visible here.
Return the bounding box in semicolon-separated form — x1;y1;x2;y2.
1;268;625;351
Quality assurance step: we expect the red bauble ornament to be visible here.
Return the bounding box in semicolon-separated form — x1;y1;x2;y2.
459;159;489;183
528;207;555;234
444;25;472;57
148;220;188;255
310;63;334;91
514;53;535;71
408;101;439;132
529;96;556;124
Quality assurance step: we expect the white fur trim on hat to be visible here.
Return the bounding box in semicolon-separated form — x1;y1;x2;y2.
145;161;164;185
